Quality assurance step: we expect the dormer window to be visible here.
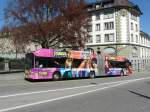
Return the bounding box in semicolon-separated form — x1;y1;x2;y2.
95;13;100;20
96;24;101;31
104;3;113;8
104;11;114;19
96;5;100;9
131;14;137;21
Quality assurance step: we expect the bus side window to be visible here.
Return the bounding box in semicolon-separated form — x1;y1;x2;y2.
78;60;86;68
35;61;39;68
39;64;43;68
54;60;60;67
72;59;84;68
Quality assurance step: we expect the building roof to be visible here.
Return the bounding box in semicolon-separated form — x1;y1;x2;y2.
86;0;142;15
140;31;150;39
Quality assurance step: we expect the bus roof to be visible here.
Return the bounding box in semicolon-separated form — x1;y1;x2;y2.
33;48;93;59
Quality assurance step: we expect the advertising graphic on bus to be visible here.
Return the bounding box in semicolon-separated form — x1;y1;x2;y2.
24;49;132;80
25;49;98;80
104;56;132;76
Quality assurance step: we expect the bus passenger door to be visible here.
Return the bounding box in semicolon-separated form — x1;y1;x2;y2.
63;59;73;78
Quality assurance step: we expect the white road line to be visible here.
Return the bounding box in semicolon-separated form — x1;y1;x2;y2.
0;77;150;99
0;76;150;112
0;80;127;98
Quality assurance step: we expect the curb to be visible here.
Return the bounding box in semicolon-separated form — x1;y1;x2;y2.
0;70;24;74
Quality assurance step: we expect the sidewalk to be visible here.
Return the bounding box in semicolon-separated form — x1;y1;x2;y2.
0;69;24;74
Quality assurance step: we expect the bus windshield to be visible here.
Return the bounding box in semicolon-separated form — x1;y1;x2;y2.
109;61;126;68
25;53;34;69
35;57;66;68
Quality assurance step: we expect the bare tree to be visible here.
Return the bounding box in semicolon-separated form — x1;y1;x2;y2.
0;26;26;58
4;0;89;48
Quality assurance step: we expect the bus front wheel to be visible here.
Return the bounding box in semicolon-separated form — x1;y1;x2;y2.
89;71;95;79
53;72;61;81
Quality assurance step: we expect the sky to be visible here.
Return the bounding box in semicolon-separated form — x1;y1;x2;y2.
0;0;150;35
131;0;150;35
0;0;7;28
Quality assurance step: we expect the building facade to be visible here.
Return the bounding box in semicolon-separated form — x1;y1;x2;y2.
85;0;150;70
0;37;25;59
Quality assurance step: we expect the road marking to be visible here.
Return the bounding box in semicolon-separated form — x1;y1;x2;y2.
0;80;128;98
0;77;149;99
0;76;150;112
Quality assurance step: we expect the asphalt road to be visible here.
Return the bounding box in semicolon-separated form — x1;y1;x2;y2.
0;71;150;112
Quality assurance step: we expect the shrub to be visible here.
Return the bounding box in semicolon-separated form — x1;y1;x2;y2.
9;58;25;70
0;61;4;70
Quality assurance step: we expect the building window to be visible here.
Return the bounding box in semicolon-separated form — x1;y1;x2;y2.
104;22;114;30
87;35;93;43
87;25;92;32
131;34;134;42
96;35;101;43
104;3;113;8
128;36;130;42
96;24;100;31
104;12;114;19
131;22;133;30
132;47;138;57
105;33;114;42
136;35;138;43
131;14;137;21
136;24;138;32
141;37;143;44
95;13;100;20
144;37;146;44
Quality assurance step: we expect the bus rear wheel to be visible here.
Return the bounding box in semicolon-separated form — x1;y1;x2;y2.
89;71;95;79
53;72;61;81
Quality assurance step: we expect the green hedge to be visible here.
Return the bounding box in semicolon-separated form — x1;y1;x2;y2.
9;58;25;70
0;61;4;70
0;58;4;70
0;57;4;62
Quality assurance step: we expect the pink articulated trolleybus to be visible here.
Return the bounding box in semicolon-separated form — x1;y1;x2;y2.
24;48;99;80
104;55;133;76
